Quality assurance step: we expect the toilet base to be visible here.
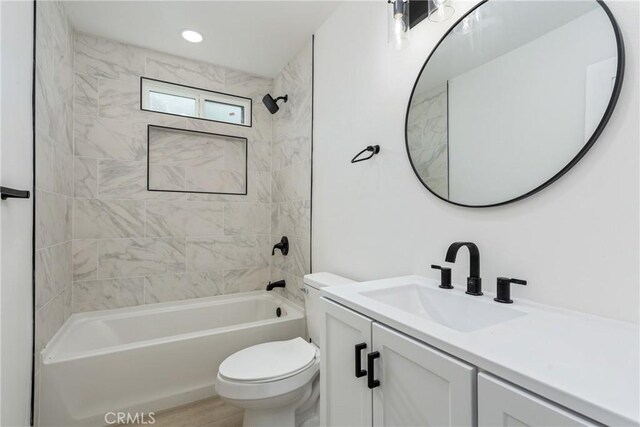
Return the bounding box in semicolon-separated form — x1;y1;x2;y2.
220;376;318;427
243;402;299;427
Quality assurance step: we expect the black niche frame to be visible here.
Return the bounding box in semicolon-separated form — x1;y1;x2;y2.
405;0;625;208
140;76;254;128
146;124;249;196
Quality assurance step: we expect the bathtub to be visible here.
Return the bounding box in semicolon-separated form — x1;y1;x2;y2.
39;291;305;427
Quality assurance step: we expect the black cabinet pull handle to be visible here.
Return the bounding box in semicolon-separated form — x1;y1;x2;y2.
1;187;30;200
367;351;380;389
354;343;367;378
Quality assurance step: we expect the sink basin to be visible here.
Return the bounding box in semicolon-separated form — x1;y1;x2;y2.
361;284;526;332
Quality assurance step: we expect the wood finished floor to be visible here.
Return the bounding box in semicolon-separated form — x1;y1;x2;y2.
113;397;243;427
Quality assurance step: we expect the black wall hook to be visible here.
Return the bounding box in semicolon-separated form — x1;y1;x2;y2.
351;145;380;163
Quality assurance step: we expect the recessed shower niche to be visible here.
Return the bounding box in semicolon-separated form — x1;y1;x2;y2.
147;125;248;195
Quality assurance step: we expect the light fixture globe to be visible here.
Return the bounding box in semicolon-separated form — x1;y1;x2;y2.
388;0;410;50
428;0;454;22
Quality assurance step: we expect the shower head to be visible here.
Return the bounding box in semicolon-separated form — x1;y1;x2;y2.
262;93;288;114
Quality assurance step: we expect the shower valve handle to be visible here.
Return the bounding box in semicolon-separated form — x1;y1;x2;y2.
272;236;289;256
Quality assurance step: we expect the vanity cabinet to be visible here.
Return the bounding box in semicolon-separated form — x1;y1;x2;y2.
478;374;597;427
320;273;637;426
321;299;475;426
321;298;373;427
371;322;475;426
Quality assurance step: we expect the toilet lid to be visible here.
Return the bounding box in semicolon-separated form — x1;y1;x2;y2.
219;338;316;382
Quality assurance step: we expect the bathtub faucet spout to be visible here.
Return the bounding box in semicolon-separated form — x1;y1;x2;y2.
266;280;286;291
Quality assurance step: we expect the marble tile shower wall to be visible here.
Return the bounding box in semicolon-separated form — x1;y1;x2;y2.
35;0;74;364
406;84;448;198
71;33;275;312
269;43;313;306
148;127;248;194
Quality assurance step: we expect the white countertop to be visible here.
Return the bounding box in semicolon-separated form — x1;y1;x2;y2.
322;276;639;426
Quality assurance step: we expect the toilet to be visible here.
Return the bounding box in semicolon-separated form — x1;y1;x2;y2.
215;272;354;427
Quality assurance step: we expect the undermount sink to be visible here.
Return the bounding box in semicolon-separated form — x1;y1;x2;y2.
360;284;526;332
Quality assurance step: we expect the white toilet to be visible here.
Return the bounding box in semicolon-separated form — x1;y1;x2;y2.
215;272;354;427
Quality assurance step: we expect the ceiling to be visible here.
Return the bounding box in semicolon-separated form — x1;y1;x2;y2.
64;1;341;78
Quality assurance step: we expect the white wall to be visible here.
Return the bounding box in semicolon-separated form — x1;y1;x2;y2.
1;1;35;424
313;1;639;323
448;8;616;205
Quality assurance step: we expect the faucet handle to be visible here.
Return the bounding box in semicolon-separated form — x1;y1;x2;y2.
272;236;289;256
494;277;527;304
431;265;453;289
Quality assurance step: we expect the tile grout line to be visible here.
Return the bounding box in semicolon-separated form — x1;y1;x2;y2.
71;29;77;321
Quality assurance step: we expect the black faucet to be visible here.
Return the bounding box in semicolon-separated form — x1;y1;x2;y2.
494;277;527;303
266;280;286;291
272;236;289;256
431;265;453;289
445;242;482;296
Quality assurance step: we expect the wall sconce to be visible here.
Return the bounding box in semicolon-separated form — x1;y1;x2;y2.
388;0;456;49
388;0;410;50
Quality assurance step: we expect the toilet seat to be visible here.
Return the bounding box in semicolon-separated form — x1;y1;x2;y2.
216;339;320;401
219;338;316;383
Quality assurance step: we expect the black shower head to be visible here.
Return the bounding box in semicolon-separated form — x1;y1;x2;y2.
262;93;288;114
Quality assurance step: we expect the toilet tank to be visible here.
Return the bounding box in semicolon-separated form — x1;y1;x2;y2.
303;273;355;348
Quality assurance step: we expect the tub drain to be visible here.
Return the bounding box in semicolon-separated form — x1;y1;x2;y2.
276;307;282;317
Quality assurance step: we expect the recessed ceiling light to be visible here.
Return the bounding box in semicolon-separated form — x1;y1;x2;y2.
182;30;203;43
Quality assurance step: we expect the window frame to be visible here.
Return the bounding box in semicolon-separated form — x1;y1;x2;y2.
140;77;253;127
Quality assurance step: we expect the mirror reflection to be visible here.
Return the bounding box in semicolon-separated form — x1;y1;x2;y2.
407;0;622;207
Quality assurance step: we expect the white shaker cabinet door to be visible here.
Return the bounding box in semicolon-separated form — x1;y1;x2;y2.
320;298;373;427
372;323;476;427
478;373;597;427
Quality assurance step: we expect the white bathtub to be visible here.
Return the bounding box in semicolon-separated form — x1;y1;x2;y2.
39;291;305;427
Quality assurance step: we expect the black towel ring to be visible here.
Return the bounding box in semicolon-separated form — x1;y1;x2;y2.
351;145;380;163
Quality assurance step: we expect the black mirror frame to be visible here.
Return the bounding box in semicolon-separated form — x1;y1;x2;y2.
404;0;625;208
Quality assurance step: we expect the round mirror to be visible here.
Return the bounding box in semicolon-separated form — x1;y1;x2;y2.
406;0;624;207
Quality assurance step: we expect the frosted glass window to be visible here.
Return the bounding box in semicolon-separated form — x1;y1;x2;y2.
204;100;244;124
141;78;252;126
149;91;197;117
